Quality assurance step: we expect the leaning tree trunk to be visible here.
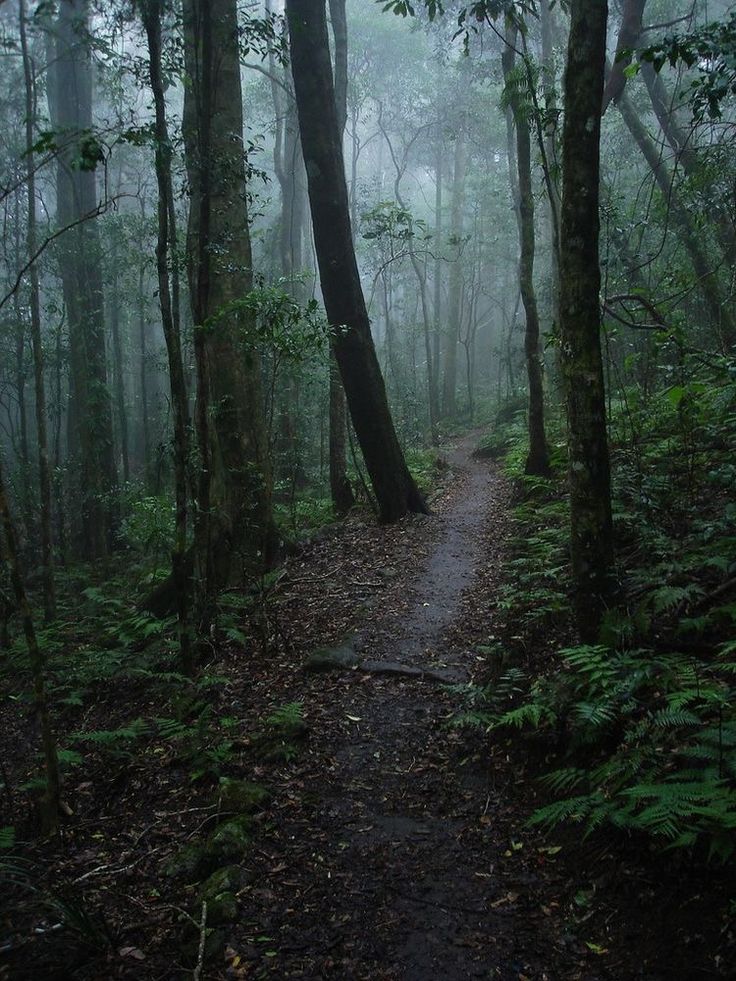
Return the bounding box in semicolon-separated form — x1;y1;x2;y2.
48;0;117;561
326;0;355;513
502;29;550;478
601;0;736;351
286;0;426;522
182;0;275;603
559;0;614;642
614;89;736;352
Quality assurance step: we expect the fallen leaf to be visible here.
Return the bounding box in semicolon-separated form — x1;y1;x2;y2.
119;946;145;960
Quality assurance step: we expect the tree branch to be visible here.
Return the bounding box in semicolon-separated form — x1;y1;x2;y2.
0;194;128;312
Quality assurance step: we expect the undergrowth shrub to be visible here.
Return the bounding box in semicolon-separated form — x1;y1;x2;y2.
459;362;736;859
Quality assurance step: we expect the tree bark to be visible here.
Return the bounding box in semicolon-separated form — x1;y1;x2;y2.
141;0;193;674
441;123;467;419
326;0;355;513
614;88;736;351
182;0;275;601
601;0;736;348
432;123;443;419
0;454;59;835
108;259;130;484
502;29;550;478
540;0;561;332
286;0;426;522
559;0;614;641
20;0;55;617
48;0;117;561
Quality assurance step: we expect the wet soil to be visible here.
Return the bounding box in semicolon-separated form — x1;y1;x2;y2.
2;433;733;979
226;435;602;979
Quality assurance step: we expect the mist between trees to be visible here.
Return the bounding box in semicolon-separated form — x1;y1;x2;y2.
1;0;735;878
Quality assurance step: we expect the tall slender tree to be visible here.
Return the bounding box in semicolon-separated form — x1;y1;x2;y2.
0;454;59;835
441;119;467;419
47;0;117;560
502;24;550;477
558;0;614;640
140;0;193;673
286;0;426;522
19;0;55;618
327;0;355;513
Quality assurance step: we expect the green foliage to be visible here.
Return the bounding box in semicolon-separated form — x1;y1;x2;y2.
264;701;303;731
639;12;736;120
458;367;736;858
205;284;329;364
118;493;175;565
70;718;150;759
361;201;428;243
155;698;238;783
252;701;307;764
405;446;442;493
473;644;736;857
273;493;335;538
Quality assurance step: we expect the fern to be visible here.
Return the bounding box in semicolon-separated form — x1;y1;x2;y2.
265;701;303;729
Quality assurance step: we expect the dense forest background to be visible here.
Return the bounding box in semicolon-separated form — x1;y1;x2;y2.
1;0;735;977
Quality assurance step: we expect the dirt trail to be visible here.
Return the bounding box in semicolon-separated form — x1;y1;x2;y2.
351;432;496;679
233;435;599;980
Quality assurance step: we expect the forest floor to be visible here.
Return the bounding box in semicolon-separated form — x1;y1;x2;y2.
2;433;733;979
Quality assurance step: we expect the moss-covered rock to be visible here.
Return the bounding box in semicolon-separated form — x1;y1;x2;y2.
206;815;252;863
217;778;270;815
162;843;208;880
303;642;359;673
199;865;241;925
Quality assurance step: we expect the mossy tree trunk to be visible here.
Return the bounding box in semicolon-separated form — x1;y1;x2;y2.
182;0;275;607
502;28;550;478
559;0;614;641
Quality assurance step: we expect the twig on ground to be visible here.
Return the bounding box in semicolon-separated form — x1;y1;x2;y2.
192;901;208;981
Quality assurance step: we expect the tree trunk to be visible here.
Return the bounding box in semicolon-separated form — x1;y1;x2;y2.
182;0;275;601
326;0;355;512
108;260;130;485
0;454;59;835
141;0;193;674
20;0;55;618
540;0;561;331
48;0;117;561
441;123;467;419
138;252;151;486
614;88;736;352
286;0;426;522
559;0;614;642
502;30;550;478
602;0;736;348
433;125;443;418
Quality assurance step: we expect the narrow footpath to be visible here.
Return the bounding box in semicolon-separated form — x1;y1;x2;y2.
230;435;606;980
